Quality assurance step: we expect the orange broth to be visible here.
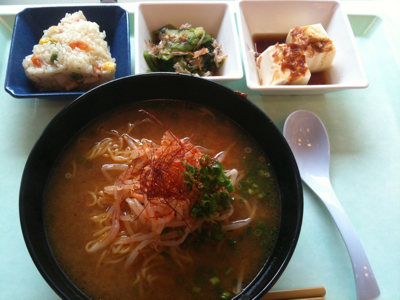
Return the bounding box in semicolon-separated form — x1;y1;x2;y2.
44;101;280;300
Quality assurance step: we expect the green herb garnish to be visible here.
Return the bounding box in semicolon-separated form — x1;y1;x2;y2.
183;154;235;218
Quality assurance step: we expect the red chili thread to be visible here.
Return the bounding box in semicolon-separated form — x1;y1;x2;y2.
134;110;201;231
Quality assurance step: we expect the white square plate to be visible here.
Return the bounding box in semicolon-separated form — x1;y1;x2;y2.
237;0;369;95
135;1;243;84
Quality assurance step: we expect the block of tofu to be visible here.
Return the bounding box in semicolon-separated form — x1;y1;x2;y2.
256;43;311;86
286;24;336;72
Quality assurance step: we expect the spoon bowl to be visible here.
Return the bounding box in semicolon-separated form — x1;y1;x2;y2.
283;110;380;300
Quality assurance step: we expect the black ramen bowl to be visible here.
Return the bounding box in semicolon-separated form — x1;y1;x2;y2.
20;73;303;300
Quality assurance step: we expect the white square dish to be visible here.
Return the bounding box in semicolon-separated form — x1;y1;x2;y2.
237;0;369;95
135;1;243;84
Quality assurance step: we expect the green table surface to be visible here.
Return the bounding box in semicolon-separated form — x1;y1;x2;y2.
0;2;399;300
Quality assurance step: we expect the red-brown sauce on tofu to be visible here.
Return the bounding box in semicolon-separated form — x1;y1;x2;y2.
252;33;330;85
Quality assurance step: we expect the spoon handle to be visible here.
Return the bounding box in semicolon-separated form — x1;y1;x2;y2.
304;177;380;300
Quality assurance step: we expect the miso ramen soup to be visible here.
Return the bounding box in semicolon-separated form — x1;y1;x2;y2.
44;101;281;300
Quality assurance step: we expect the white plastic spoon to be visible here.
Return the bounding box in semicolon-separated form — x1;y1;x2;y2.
283;110;380;300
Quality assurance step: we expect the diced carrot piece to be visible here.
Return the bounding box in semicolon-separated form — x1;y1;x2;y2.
69;41;89;50
31;55;41;67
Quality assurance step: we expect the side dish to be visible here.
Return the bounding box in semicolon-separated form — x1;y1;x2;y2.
144;24;227;76
286;24;336;73
44;102;280;300
256;24;335;86
22;11;116;92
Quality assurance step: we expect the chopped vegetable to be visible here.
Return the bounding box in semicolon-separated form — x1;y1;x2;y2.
160;251;169;257
31;55;41;67
76;156;85;164
103;62;116;71
244;147;252;153
228;238;236;248
210;221;226;241
210;277;220;285
69;41;89;50
257;221;266;229
246;226;252;235
253;229;262;237
50;53;58;63
183;154;235;218
225;268;233;275
144;24;227;76
192;287;201;294
39;38;51;45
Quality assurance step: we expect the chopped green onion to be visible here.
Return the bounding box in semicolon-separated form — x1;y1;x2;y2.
197;265;207;275
228;238;236;248
258;170;265;176
210;277;220;285
161;227;170;235
76;156;85;164
244;147;252;154
253;229;262;237
65;173;72;179
257;221;266;229
210;268;217;275
214;285;224;294
184;154;234;219
232;278;238;286
248;189;254;195
257;193;264;199
236;183;242;190
246;226;252;235
225;268;233;275
252;183;259;188
160;251;169;257
192;287;201;294
221;292;231;300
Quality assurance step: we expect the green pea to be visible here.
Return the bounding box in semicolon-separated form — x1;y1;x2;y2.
50;52;58;63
